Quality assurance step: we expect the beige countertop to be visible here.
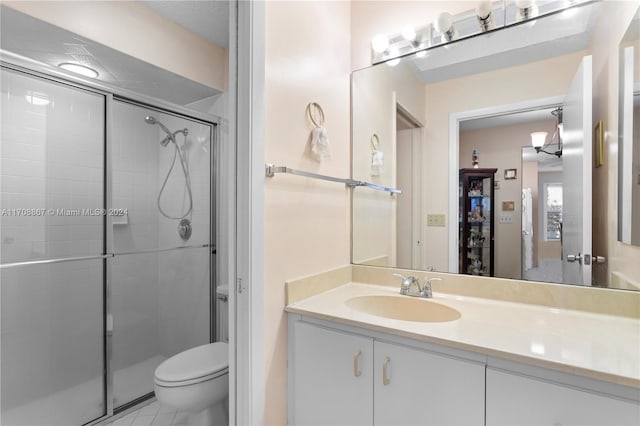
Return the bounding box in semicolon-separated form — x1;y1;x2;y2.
285;282;640;388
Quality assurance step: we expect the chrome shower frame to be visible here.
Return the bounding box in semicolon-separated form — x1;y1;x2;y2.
1;50;220;425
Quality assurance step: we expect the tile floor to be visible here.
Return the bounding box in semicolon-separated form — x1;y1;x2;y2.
104;400;189;426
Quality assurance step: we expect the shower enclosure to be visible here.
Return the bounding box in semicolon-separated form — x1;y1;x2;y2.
0;63;217;425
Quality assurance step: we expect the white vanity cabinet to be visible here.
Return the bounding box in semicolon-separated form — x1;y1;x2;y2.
289;320;485;425
291;321;373;425
486;368;640;426
374;341;484;425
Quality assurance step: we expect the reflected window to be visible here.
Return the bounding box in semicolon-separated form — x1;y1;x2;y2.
544;183;562;240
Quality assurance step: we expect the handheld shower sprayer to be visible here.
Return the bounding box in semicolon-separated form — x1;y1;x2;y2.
145;115;175;146
143;115;194;232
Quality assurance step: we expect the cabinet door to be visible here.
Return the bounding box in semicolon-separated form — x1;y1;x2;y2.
374;341;484;425
291;322;374;425
486;369;640;425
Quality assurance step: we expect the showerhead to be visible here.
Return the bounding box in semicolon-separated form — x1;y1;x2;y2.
144;115;175;146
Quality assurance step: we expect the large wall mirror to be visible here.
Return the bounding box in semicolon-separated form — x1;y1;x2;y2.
352;1;639;291
618;6;640;247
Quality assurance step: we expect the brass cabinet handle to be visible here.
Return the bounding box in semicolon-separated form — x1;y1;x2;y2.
354;351;362;377
383;356;391;385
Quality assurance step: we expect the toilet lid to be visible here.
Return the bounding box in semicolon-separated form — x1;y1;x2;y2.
155;342;229;383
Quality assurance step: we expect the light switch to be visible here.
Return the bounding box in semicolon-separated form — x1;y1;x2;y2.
499;215;513;224
427;214;446;227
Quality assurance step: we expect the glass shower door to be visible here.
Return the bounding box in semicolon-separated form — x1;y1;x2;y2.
110;100;213;408
0;68;106;425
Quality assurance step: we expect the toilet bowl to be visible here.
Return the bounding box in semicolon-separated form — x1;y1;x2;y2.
154;342;229;426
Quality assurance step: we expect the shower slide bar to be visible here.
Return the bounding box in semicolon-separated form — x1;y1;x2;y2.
0;244;213;269
265;164;402;195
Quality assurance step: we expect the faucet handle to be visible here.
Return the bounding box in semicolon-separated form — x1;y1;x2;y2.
393;273;416;295
421;277;442;298
424;277;442;286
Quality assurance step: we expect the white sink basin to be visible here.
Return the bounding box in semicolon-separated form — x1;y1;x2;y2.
345;295;461;323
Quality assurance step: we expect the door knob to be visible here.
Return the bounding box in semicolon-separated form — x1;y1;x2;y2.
566;253;582;264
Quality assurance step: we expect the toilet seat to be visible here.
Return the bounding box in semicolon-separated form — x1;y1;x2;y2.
155;342;229;388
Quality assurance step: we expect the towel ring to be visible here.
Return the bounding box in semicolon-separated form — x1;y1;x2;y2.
370;134;380;151
306;102;325;127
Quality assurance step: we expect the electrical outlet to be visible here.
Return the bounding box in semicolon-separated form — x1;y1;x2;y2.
499;215;513;224
427;214;446;227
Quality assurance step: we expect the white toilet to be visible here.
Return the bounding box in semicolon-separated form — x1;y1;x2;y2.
154;342;229;425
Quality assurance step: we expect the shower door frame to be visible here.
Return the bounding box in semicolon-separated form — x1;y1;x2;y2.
1;52;220;425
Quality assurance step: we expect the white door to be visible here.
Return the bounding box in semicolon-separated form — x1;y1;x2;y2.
562;56;592;285
291;322;373;425
373;341;484;425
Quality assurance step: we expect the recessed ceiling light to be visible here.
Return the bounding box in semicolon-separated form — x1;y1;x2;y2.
25;91;50;106
58;62;99;78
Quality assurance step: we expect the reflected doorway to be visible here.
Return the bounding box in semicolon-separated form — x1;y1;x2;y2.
396;105;424;270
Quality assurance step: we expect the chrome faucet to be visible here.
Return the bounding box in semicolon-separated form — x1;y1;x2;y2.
393;274;422;297
421;278;442;298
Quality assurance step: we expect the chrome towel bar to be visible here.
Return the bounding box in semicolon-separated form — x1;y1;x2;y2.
265;164;401;195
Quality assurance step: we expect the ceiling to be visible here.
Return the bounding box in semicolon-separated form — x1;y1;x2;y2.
0;3;228;106
139;0;230;48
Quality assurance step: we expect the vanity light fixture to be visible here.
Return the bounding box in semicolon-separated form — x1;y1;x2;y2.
530;107;563;158
58;62;99;79
475;1;495;32
369;0;588;65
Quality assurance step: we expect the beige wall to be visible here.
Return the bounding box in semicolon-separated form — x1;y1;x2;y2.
352;60;426;266
422;51;586;272
264;1;352;424
460;120;555;279
590;0;640;287
3;1;228;91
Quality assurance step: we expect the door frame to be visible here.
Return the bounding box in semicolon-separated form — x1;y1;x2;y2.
447;95;566;273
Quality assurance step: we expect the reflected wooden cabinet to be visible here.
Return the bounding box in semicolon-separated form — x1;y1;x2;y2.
459;168;497;277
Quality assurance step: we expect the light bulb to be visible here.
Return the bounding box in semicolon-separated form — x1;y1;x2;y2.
371;34;390;54
435;12;458;42
475;1;492;19
434;12;453;34
530;132;547;148
516;0;533;8
402;26;417;43
476;1;495;31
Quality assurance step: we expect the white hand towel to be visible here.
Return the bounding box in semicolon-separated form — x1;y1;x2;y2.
311;126;331;161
